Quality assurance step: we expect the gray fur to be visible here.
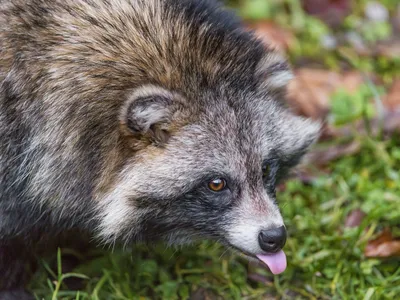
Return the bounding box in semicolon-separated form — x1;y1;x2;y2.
0;0;320;294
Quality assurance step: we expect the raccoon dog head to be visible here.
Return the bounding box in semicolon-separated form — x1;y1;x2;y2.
96;1;320;275
99;68;319;274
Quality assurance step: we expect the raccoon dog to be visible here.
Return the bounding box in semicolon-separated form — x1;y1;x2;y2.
0;0;320;297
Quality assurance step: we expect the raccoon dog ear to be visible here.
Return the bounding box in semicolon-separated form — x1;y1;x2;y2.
120;85;184;147
255;51;294;92
278;113;321;159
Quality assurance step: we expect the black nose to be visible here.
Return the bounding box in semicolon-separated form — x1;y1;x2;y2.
258;226;287;253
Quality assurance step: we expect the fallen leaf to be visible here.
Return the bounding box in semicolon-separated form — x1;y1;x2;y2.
245;21;295;53
383;79;400;111
341;71;365;93
345;209;366;228
287;68;363;119
365;228;400;258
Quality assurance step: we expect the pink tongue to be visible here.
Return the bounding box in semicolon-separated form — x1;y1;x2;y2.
256;250;287;274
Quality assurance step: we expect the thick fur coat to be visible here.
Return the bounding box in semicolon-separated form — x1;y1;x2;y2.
0;0;319;296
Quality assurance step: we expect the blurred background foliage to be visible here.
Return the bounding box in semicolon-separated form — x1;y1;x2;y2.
227;0;400;83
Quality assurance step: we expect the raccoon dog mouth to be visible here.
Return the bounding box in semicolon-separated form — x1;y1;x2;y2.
232;247;287;275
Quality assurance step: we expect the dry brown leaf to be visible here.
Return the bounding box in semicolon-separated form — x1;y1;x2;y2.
341;71;365;93
383;79;400;111
245;21;295;53
365;228;400;258
345;209;366;228
287;69;363;119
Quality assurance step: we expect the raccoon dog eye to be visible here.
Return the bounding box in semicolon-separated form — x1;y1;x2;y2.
262;161;270;178
208;178;227;192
